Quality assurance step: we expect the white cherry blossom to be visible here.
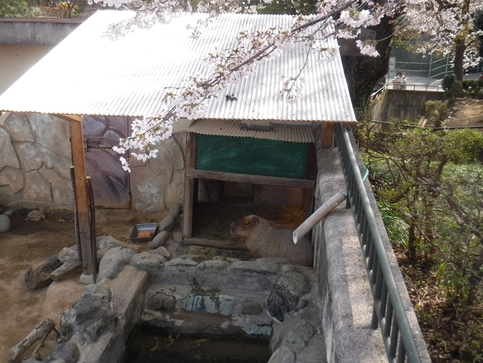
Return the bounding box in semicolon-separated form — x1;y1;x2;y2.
88;0;404;168
403;0;482;79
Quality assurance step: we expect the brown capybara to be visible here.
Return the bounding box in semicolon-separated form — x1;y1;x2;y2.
230;215;313;267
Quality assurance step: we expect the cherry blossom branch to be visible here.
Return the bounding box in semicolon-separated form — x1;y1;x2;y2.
105;0;393;170
291;0;356;33
403;0;481;69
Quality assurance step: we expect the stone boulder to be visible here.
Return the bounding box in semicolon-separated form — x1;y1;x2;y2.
0;214;11;233
96;246;135;283
267;270;310;322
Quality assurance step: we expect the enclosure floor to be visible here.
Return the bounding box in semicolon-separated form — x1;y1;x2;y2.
192;197;305;241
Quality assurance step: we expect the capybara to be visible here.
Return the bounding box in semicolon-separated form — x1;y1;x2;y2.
230;215;313;267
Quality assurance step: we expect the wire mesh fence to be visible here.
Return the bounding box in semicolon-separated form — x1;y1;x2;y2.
388;45;483;90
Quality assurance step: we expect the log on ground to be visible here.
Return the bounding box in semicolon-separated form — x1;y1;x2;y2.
8;318;55;363
50;246;82;282
24;255;62;290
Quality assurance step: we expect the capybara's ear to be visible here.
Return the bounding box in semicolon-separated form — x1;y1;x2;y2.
252;215;260;224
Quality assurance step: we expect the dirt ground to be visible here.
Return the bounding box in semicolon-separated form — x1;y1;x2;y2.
446;98;483;127
0;208;167;363
0;201;293;363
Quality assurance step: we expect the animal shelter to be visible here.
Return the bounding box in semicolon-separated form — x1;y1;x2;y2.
182;119;317;243
0;10;356;273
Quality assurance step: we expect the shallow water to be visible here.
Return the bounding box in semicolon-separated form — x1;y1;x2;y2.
122;327;271;363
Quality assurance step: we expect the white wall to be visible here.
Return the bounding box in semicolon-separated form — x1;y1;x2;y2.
0;44;52;95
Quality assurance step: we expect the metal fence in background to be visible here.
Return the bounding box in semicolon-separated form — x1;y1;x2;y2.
389;45;452;88
389;45;483;88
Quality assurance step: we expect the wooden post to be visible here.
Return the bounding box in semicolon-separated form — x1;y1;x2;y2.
183;131;196;238
321;123;335;147
183;178;194;238
86;176;97;280
64;114;96;276
70;166;82;262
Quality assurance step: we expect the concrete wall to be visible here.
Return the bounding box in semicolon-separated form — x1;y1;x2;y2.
0;19;81;46
0;44;53;95
372;89;445;122
0;19;82;95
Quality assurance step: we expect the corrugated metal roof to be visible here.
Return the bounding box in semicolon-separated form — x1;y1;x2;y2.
188;120;315;143
0;10;356;123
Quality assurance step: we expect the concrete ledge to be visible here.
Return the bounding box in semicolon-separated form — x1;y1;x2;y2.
312;125;431;362
149;256;284;291
78;266;149;363
348;130;432;363
0;19;82;45
314;145;387;363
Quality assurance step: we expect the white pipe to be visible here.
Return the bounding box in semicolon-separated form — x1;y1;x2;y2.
293;192;346;244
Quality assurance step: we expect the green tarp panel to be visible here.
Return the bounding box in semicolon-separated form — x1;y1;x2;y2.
195;134;310;179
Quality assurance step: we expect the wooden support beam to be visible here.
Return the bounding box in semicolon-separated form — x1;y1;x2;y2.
55;114;83;123
183;132;196;238
321;123;335;147
185;169;315;189
184;238;249;250
183;178;194;238
70;166;82;262
185;131;196;169
66;115;96;276
86;176;97;279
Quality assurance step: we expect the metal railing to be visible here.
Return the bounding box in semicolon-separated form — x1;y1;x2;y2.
334;123;422;363
371;82;444;100
386;82;444;92
391;47;452;85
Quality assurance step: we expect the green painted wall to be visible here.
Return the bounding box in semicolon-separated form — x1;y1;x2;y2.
195;134;310;179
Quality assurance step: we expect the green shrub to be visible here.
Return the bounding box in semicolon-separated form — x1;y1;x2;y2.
444;129;483;164
425;100;448;127
462;79;483;99
359;121;483;362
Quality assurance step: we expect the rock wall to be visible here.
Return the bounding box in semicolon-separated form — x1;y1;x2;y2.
0;112;185;211
129;134;186;212
53;234;325;363
0;113;73;209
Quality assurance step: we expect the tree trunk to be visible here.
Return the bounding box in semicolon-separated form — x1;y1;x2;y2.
454;43;466;82
341;14;396;113
407;223;417;261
